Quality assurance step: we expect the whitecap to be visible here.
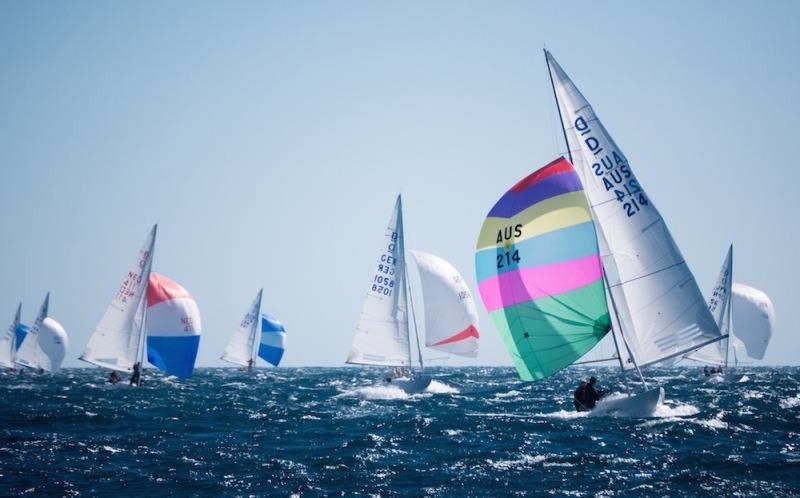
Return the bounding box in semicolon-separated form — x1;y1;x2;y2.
426;380;459;394
486;454;547;470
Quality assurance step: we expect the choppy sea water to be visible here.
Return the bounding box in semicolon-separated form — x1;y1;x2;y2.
1;366;799;497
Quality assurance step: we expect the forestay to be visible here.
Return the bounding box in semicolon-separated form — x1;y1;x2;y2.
410;250;479;358
221;289;263;367
0;303;22;369
475;157;610;381
730;283;774;360
146;272;202;378
687;246;732;366
258;313;287;367
15;294;50;370
545;51;721;370
347;195;412;367
80;225;156;372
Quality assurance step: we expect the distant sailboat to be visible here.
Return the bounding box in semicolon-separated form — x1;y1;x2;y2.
14;294;67;372
81;225;202;382
347;195;479;394
0;303;22;370
222;289;288;371
687;245;774;370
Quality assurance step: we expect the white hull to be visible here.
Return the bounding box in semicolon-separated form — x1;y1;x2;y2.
390;375;432;394
590;387;664;418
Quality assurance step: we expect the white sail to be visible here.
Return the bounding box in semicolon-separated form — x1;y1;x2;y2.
730;283;774;360
15;293;49;370
347;195;412;367
410;250;479;358
221;289;263;367
80;225;156;372
687;246;733;366
0;303;22;369
545;51;721;370
36;317;68;372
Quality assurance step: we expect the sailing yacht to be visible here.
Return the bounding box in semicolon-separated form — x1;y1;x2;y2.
5;295;68;373
221;288;288;371
347;195;480;394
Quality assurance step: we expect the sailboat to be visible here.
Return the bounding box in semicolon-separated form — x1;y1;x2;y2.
542;50;730;412
80;225;202;382
0;304;22;370
686;245;774;373
221;288;288;370
12;294;68;372
347;195;480;394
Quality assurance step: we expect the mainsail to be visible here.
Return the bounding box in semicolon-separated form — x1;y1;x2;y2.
221;289;262;367
545;51;721;370
146;272;202;378
80;225;156;372
687;246;733;366
730;283;774;360
258;313;287;367
0;303;22;369
475;157;610;381
15;294;50;370
410;250;479;358
347;195;412;367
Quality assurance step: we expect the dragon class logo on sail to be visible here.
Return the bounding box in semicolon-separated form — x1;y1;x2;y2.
573;116;650;218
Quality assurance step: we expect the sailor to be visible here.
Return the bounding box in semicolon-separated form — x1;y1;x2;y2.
108;370;121;384
129;362;142;386
246;358;254;373
573;380;589;412
584;377;608;409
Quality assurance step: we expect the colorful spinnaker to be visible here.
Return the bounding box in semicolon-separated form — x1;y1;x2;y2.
475;157;610;381
258;313;287;367
0;303;22;369
146;272;202;379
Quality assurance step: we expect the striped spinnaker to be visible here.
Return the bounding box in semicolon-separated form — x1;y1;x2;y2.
475;157;610;380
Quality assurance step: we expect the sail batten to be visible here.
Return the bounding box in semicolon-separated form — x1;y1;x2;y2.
545;51;720;369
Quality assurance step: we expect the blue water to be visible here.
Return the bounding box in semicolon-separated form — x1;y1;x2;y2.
1;367;799;496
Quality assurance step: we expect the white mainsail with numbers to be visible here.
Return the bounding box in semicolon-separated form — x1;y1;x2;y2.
347;195;413;367
80;225;156;373
221;289;263;367
545;51;722;371
687;246;732;366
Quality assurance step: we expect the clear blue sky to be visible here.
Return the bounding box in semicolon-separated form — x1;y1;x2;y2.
1;1;797;368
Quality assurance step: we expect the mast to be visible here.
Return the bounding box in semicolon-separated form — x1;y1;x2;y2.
724;247;733;370
545;49;573;164
135;224;157;382
250;290;263;367
396;195;423;370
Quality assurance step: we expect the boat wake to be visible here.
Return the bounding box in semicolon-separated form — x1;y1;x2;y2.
338;379;458;400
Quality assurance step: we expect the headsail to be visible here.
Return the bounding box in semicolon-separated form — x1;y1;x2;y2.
258;313;287;367
80;225;156;372
475;157;610;381
0;303;22;368
221;289;263;367
545;51;721;370
347;195;412;367
730;283;774;360
15;293;50;370
410;250;479;358
687;245;733;366
146;272;202;378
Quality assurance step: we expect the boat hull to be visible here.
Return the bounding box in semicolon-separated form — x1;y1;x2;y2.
392;375;432;394
589;387;664;418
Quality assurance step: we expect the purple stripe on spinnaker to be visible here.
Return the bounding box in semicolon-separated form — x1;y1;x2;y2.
487;171;583;218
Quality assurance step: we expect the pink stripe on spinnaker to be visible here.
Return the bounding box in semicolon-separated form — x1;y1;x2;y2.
478;255;603;313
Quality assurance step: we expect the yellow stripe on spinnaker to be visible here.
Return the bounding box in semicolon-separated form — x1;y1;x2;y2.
475;191;593;251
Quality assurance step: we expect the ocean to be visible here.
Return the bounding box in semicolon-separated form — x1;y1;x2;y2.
1;366;798;497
